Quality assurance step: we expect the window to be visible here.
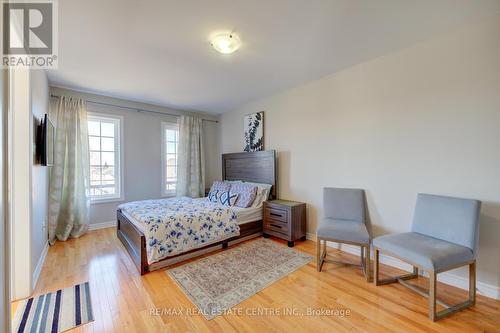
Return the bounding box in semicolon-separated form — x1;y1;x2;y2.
162;122;179;196
88;114;122;202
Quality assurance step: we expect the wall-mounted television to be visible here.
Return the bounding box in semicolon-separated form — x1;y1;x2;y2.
37;114;54;166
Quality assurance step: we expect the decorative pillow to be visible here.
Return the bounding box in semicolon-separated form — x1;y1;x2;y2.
207;189;219;202
212;180;231;191
247;182;273;207
251;186;265;207
218;191;239;206
230;183;257;208
207;181;231;202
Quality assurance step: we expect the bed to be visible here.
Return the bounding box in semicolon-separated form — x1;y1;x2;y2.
116;150;277;275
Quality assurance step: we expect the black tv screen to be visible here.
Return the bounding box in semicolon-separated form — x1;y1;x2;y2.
39;114;54;166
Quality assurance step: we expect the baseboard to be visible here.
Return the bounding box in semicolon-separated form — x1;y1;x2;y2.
88;221;116;231
306;233;500;300
32;241;49;290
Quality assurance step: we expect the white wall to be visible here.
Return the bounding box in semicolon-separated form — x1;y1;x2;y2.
220;14;500;294
50;87;221;226
30;70;49;288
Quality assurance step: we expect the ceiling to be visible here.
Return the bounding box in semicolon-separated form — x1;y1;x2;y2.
48;0;500;114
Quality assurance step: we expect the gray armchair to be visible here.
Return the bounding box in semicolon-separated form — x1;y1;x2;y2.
316;188;371;281
373;193;481;321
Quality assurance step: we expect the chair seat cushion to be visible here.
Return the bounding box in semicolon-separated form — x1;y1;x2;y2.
373;232;474;271
316;218;370;244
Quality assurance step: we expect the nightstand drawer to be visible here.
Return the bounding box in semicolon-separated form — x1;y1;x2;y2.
265;219;289;234
263;199;306;247
265;207;288;222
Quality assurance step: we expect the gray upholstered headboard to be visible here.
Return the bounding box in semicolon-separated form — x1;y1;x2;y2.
221;150;277;199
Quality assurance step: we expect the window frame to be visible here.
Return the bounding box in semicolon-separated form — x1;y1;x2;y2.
161;121;179;197
87;112;124;204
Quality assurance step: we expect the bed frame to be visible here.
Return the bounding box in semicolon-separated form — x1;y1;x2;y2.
117;150;277;275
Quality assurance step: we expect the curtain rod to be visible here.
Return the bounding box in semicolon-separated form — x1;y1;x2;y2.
49;94;218;123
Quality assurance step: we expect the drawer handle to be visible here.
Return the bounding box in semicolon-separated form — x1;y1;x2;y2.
270;224;282;229
270;212;283;217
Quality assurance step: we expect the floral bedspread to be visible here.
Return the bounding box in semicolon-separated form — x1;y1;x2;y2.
118;197;240;264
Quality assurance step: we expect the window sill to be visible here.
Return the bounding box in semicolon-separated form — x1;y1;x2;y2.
161;193;176;198
90;197;124;205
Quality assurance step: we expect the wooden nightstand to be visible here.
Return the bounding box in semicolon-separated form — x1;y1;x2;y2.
263;199;306;247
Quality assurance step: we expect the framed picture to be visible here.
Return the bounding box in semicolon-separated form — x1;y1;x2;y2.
244;111;264;152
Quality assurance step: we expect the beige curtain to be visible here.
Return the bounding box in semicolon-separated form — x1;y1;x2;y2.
48;96;90;244
176;115;205;197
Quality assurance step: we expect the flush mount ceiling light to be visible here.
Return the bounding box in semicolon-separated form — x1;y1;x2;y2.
210;33;241;54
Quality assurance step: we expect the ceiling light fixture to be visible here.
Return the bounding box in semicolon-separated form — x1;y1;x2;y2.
210;33;241;54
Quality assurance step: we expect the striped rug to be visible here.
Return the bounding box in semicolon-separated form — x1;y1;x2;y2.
12;282;94;333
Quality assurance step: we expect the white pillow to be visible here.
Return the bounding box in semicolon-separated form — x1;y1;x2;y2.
245;182;272;207
251;187;265;207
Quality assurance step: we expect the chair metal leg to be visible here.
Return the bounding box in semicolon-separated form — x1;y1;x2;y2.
360;246;364;268
373;249;477;321
365;245;371;282
373;247;419;286
431;261;476;320
317;239;368;278
429;271;437;321
317;239;327;272
469;261;476;306
316;239;322;272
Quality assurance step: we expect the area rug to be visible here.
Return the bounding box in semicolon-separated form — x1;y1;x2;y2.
12;282;94;333
167;238;312;320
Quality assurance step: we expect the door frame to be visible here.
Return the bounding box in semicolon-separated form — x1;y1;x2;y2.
1;62;12;333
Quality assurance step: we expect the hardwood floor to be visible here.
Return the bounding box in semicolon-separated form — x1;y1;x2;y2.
15;228;500;332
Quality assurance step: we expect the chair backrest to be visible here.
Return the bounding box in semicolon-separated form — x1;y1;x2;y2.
323;187;366;223
411;193;481;253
